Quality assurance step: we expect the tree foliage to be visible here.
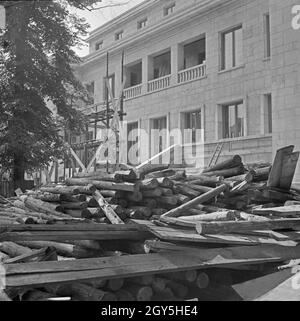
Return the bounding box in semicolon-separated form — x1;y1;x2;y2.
0;0;103;179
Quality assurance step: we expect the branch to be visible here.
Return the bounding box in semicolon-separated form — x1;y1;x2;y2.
80;1;131;12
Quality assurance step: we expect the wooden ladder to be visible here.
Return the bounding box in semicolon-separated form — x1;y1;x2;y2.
208;142;224;168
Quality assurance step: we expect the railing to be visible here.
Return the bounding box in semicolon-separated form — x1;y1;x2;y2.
124;84;143;100
178;63;206;84
147;75;171;93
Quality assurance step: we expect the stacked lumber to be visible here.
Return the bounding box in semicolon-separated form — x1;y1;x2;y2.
2;146;300;301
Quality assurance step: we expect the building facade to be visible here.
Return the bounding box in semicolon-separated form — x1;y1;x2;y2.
75;0;300;181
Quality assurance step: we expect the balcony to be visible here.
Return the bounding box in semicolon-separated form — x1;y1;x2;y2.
178;63;206;84
147;74;171;93
124;84;143;100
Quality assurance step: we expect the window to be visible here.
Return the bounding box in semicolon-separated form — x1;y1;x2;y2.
95;41;103;51
164;3;175;16
263;94;272;133
264;13;271;58
115;30;123;41
104;74;115;101
220;26;243;70
183;110;202;144
222;102;244;138
151;117;167;156
137;18;147;30
86;81;95;105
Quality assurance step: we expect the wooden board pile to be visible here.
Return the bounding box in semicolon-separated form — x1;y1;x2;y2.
1;145;300;301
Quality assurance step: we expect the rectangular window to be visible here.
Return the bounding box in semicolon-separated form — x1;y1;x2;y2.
183;110;202;144
115;30;123;41
222;101;244;138
221;26;243;70
86;81;95;105
263;94;272;133
95;41;103;51
164;3;175;16
151;116;167;157
264;13;271;58
137;18;147;30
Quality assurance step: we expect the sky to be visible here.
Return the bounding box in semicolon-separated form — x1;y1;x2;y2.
74;0;145;57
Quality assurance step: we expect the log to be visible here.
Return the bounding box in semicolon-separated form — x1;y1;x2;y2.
161;188;173;196
161;184;228;219
21;196;68;217
196;218;300;235
107;278;124;292
173;185;201;198
81;207;104;219
188;184;213;194
187;175;222;187
124;192;143;203
114;170;137;182
0;242;32;257
151;277;167;292
157;196;178;206
136;164;169;178
203;155;242;173
39;193;62;203
203;165;245;178
262;189;295;202
146;169;175;179
133;198;157;209
106;198;128;208
74;171;122;182
72;194;87;202
168;170;186;181
157;177;174;188
253;167;271;182
225;171;255;183
151;208;167;217
62;210;83;218
140;179;159;190
66;178;138;193
167;280;188;299
128;206;152;218
40;186;81;195
196;272;210;289
175;194;191;205
177;211;237;222
115;289;135;301
125;284;153;301
142;188;163;198
22;290;60;301
93;191;124;225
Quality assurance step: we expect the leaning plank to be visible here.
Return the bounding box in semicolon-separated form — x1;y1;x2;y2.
161;184;228;220
196;218;300;235
93;191;124;224
268;145;294;188
6;244;300;288
279;152;300;190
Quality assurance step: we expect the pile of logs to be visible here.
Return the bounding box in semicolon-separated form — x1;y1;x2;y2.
2;145;300;301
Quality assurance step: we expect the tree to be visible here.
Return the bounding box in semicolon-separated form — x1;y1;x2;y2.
0;0;105;188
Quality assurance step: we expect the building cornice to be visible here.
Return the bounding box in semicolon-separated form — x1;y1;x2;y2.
79;0;234;69
86;0;158;42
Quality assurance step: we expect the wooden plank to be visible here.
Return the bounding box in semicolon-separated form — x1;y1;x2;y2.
267;145;294;188
132;220;295;246
279;152;300;190
93;191;124;224
6;244;300;288
233;268;294;301
196;218;300;235
253;205;300;217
